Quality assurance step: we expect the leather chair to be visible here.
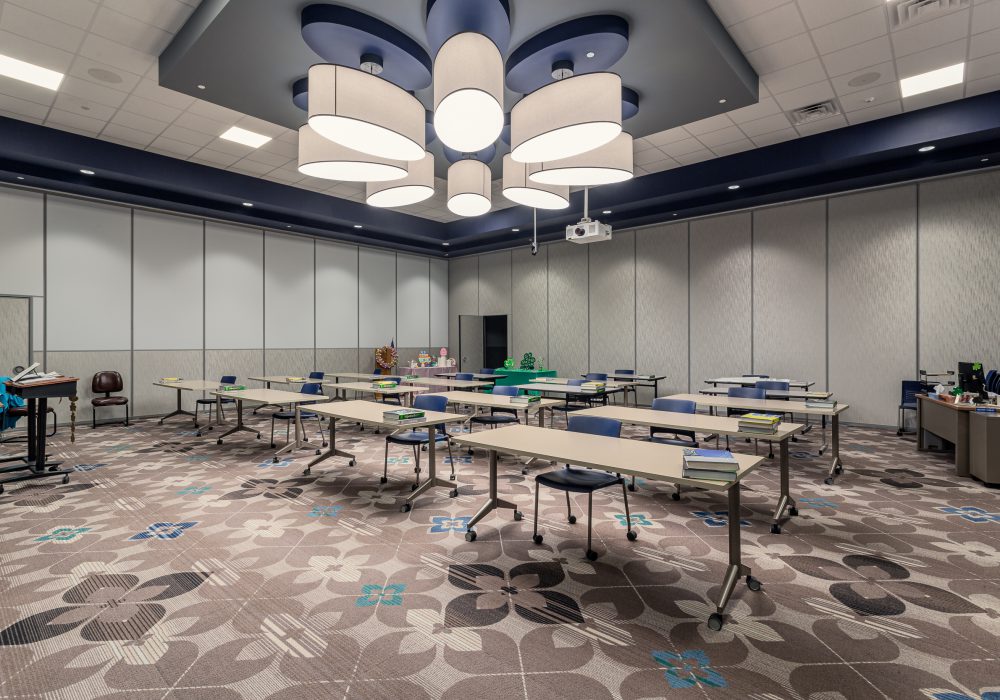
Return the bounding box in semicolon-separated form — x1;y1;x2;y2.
91;371;129;428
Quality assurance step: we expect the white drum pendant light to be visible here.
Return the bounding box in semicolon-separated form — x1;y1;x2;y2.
510;71;622;163
502;155;569;209
366;152;435;207
433;32;504;153
308;63;425;162
527;132;633;186
298;125;407;181
447;159;491;216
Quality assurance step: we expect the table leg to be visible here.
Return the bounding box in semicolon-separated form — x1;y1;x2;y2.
916;398;926;451
824;414;843;485
708;483;759;630
0;398;72;491
274;405;324;460
216;400;261;443
304;418;356;475
404;424;458;511
27;398;36;463
770;438;796;533
159;388;196;425
463;448;519;540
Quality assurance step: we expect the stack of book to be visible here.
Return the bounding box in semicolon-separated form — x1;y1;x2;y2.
682;448;739;481
371;380;399;389
581;381;605;393
738;412;781;434
510;394;540;404
805;398;837;409
383;408;425;423
160;377;182;382
286;376;307;382
217;384;246;391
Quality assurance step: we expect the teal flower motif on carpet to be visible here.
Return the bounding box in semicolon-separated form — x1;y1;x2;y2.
177;485;210;495
356;583;406;607
429;515;472;533
800;497;838;509
691;510;751;527
35;527;91;542
936;506;1000;524
308;505;342;518
614;513;651;527
653;649;727;689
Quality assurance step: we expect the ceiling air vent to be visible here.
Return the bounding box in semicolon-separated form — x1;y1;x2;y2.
887;0;969;29
788;100;841;126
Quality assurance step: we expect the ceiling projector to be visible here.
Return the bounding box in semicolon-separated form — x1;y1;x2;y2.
566;218;612;244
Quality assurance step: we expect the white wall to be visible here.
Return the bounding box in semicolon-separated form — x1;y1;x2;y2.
265;231;314;349
358;248;397;347
205;222;263;350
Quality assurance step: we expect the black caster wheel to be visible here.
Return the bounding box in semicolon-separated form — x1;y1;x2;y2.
380;476;388;484
315;450;321;456
349;459;356;467
521;468;528;475
256;433;262;439
410;483;418;491
626;530;638;541
272;457;279;463
770;524;781;534
627;483;636;492
400;503;412;513
322;442;328;448
465;530;477;542
746;575;762;591
466;448;473;456
449;489;459;498
585;550;598;561
789;506;799;517
302;469;311;476
835;465;843;474
707;613;724;631
62;475;70;484
217;439;223;445
422;445;427;452
513;511;523;522
824;477;834;485
270;443;276;449
532;534;543;545
670;491;680;501
449;474;456;480
0;485;4;494
568;515;577;525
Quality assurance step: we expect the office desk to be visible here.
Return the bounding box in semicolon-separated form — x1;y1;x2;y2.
305;400;469;508
325;381;427;406
402;376;491;391
706;377;814;389
451;424;763;630
208;388;330;459
916;395;979;477
153;379;231;428
669;393;850;484
577;405;803;533
1;377;77;492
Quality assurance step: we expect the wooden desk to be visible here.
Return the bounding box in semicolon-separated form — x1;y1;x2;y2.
306;400;469;507
451;424;764;630
208;388;330;460
1;377;78;492
916;395;979;476
706;376;814;389
153;379;233;428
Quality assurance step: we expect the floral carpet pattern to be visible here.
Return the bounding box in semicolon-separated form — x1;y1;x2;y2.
0;411;998;699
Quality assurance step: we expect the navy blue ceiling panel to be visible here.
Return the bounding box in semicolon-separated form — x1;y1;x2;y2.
444;144;498;165
425;0;511;56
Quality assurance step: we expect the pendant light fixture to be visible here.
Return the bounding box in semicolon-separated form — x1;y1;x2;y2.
297;125;407;181
366;152;435;207
447;158;491;217
502;155;569;209
433;32;504;153
527;132;633;186
510;71;622;163
307;62;425;162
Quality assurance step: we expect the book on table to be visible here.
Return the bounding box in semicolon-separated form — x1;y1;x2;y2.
217;384;246;391
510;395;540;404
383;408;425;422
805;391;829;398
286;377;307;382
682;448;739;471
581;381;605;393
160;377;182;382
738;412;781;433
371;380;399;389
805;399;837;409
681;468;737;482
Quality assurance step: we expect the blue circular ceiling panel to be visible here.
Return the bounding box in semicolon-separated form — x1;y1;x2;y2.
292;76;308;110
444;144;497;165
425;109;437;146
505;15;629;95
622;86;639;120
500;112;511;145
301;4;432;91
425;0;511;56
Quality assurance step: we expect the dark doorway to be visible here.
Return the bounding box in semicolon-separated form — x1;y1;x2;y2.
482;315;508;370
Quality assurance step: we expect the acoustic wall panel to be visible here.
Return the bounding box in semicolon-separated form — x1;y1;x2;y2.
429;258;448;347
133;350;204;417
636;223;689;397
265;232;315;349
919;170;1000;374
448;255;478;351
396;253;430;347
478;250;512;316
205;223;263;350
511;246;548;366
752;201;827;387
358;248;396;347
46;197;131;351
829;186;916;424
0;188;44;296
133;211;203;350
547;242;589;378
265;347;314;377
0;296;29;375
689;213;752;387
46;350;131;424
316;241;358;348
206;348;263;388
589;232;635;373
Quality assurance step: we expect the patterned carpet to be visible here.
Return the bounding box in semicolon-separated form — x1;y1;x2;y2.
0;407;998;700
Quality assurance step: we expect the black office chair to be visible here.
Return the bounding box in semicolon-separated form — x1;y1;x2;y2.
897;380;923;436
91;371;129;429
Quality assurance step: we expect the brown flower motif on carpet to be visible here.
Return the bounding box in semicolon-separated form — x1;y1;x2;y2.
3;483;94;510
0;571;209;645
444;562;583;628
851;467;954;489
219;477;315;501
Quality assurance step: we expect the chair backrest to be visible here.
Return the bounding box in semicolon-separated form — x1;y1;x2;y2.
652;397;696;414
383;376;402;384
478;368;495;375
567;415;621;438
614;369;635;375
220;375;237;384
455;372;474;381
756;380;790;391
309;371;324;380
729;386;766;400
984;370;997;393
413;393;448;412
92;371;123;394
492;385;520;397
301;382;324;395
568;378;585;386
585;372;608;381
901;380;924;402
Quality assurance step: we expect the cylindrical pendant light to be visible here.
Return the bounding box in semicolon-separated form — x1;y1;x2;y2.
502;155;569;209
447;159;491;217
308;63;425;162
528;132;633;186
366;152;435;207
433;32;504;153
297;125;407;181
510;72;622;163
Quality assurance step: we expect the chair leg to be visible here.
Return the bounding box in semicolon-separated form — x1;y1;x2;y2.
285;420;290;445
897;407;903;436
532;481;542;543
125;404;129;427
382;439;390;484
413;446;421;489
565;491;575;524
316;416;326;445
446;438;456;480
629;474;636;491
47;411;57;438
622;481;636;541
92;408;97;430
586;492;596;560
269;416;275;448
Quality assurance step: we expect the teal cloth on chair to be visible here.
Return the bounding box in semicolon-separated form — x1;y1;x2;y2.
0;376;26;430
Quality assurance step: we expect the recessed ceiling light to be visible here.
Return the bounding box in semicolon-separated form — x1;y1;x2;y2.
511;227;520;232
982;157;990;163
220;126;272;149
87;67;122;84
197;84;206;90
718;98;726;104
602;210;612;214
900;63;965;98
16;176;24;180
918;145;935;153
241;201;253;207
586;51;596;58
863;96;876;103
353;224;363;229
672;213;677;217
442;242;450;246
0;53;64;90
728;184;740;190
79;169;95;175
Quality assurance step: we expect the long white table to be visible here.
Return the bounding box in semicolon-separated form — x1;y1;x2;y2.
699;388;832;400
705;376;814;389
153;379;231;429
323;372;384;400
208;388;330;460
326;381;428;406
451;424;764;630
436;372;508;381
587;373;666;403
402;376;492;391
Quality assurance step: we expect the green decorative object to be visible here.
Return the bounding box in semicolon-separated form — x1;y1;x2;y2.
520;352;536;370
503;357;515;369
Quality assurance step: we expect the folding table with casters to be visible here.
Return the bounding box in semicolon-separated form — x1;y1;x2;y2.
207;388;329;461
153;379;233;432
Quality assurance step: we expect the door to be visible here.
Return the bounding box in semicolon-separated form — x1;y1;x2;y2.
0;295;31;377
482;315;509;370
458;314;484;373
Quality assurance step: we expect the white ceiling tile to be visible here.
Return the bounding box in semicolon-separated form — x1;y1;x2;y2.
233;115;286;138
674;149;716;165
643;127;692;146
891;10;971;57
821;36;893;76
696;124;747;147
100;0;194;33
773;80;836;111
100;122;158;147
727;96;783;123
190;148;242;168
243;149;291;167
643;158;681;173
895;39;968;78
966;72;1000;95
0;77;58;108
67;56;142;93
45;108;105;136
846;100;903;124
727;3;806;52
745;34;818;74
761;59;830;94
973;0;1000;32
810;7;888;55
750;127;799;147
794;112;848;135
658;137;708;157
0;93;50;120
130;79;196;110
970;27;1000;58
52;92;116;122
109;109;168;135
684;113;735;135
58;75;128;109
830;62;898;96
840;81;901;111
259;138;297;158
0;3;85;53
173;111;229;135
4;0;98;30
159;124;216;147
201;136;260;157
967;51;1000;80
148;135;201;157
738;112;793;136
705;0;792;27
78;33;155;75
0;28;75;72
632;136;658;151
634;147;669;165
90;7;173;55
121;93;183;123
711;139;756;156
266;167;308;184
186;99;246;124
902;82;965;110
797;0;883;29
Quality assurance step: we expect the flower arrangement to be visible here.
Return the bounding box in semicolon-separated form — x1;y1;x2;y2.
375;344;398;371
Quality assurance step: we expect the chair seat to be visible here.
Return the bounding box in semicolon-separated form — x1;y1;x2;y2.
387;431;448;445
7;406;55;417
274;410;317;420
197;397;234;404
471;414;518;425
92;396;128;407
551;404;586;412
536;467;622;494
900;402;917;410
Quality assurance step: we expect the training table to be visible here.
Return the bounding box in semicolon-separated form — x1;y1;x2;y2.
207;388;330;458
325;381;428;406
450;423;764;630
153;379;233;429
705;376;815;389
699;388;832;400
514;381;628;416
401;376;492;391
588;373;666;404
436;372;508;382
323;372;384;400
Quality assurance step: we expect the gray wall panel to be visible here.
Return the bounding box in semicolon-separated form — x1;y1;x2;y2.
264;348;315;378
0;296;30;375
919;171;1000;375
448;256;478;357
636;223;689;401
46;351;131;425
0;188;44;297
589;232;635;373
753;201;827;387
264;232;315;349
429;259;449;347
478;250;512;316
205;349;263;388
358;248;396;347
829;186;917;424
689;213;752;387
133;350;204;418
205;223;264;350
316;241;359;349
396;254;430;347
317;348;359;374
547;242;589;378
511;246;548;367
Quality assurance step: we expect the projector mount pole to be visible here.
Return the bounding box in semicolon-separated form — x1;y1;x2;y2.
582;186;591;222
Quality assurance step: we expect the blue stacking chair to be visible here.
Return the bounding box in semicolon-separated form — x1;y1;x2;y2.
455;372;475;380
470;384;521;430
308;371;324;381
629;398;699;497
613;369;637;404
583;372;612;406
377;376;404;406
383;394;456;489
196;375;237;422
269;382;327;449
897;380;924;436
478;368;495;375
550;378;590;427
532;416;636;560
984;369;998;395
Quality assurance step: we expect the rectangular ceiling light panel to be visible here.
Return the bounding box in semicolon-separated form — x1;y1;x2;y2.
220;126;272;148
0;53;64;90
900;63;965;97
